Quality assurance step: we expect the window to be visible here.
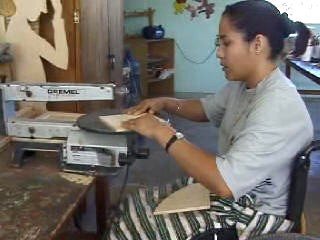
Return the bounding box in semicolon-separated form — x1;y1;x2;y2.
268;0;320;24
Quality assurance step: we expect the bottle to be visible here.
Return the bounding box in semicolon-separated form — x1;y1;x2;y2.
311;35;320;61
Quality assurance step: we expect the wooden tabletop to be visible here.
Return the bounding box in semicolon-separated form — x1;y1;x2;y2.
0;146;95;240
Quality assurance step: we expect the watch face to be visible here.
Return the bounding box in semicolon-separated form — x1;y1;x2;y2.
176;132;184;139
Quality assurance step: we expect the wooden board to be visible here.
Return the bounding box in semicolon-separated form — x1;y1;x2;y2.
154;183;210;215
99;114;144;132
36;111;83;122
99;113;166;132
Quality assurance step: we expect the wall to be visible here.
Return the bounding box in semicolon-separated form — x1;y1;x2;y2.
125;0;237;93
125;0;320;93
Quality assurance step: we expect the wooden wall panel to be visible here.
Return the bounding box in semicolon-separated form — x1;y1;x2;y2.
80;0;109;84
108;0;124;85
40;0;123;113
78;0;112;113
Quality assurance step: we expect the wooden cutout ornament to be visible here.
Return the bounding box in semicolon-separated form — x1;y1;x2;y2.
2;0;69;117
175;0;215;20
197;0;215;19
0;0;16;39
0;0;16;17
186;4;198;19
173;0;187;14
6;0;69;82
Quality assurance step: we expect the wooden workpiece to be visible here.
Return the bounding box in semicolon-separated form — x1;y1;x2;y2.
154;183;210;215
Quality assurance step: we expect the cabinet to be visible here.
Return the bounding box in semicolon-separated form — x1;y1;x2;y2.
40;0;123;113
125;37;174;97
124;9;174;97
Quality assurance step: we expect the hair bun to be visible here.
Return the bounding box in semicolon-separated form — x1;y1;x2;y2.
280;12;295;37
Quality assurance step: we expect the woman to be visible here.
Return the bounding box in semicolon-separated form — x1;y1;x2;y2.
106;1;313;239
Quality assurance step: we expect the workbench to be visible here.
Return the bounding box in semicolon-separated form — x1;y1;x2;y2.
0;145;108;240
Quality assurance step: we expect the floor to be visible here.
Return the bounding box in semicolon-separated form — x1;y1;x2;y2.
81;94;320;237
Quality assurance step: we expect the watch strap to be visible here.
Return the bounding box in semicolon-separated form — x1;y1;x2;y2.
165;134;178;152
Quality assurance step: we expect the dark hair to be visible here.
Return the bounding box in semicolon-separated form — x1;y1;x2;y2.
223;0;297;60
292;22;311;57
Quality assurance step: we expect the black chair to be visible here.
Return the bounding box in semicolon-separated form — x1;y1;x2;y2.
191;140;320;240
286;140;320;233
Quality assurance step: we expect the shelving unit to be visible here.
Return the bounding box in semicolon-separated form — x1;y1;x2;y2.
125;37;174;97
124;8;155;26
124;8;174;97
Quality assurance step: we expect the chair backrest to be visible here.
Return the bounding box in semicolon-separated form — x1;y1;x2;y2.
286;140;320;232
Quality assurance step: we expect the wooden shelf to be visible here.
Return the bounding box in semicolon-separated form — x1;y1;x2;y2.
148;76;174;83
146;38;173;43
124;8;155;26
147;57;167;64
124;37;174;97
125;36;174;43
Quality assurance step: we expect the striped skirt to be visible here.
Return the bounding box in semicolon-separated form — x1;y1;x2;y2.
104;178;293;240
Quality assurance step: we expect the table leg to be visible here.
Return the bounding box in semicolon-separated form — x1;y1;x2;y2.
95;176;109;237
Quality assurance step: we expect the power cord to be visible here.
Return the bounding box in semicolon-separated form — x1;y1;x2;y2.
103;165;130;239
175;41;217;64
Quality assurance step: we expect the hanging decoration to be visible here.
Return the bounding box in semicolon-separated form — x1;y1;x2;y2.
173;0;215;20
174;0;188;14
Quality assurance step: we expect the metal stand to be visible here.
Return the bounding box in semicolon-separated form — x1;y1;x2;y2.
11;141;65;168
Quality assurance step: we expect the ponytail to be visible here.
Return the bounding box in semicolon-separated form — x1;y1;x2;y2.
291;22;311;57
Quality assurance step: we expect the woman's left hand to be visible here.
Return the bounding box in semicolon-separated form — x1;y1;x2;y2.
122;113;170;139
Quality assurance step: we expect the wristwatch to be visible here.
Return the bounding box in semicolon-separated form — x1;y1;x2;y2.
165;132;184;152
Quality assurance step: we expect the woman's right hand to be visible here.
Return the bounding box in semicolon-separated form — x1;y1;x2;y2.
124;97;169;115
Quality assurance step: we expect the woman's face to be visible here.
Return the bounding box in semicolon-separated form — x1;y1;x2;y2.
216;15;257;82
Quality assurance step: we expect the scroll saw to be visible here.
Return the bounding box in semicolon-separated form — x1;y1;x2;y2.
0;83;147;175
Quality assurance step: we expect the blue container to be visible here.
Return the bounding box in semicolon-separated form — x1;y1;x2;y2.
142;25;165;39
